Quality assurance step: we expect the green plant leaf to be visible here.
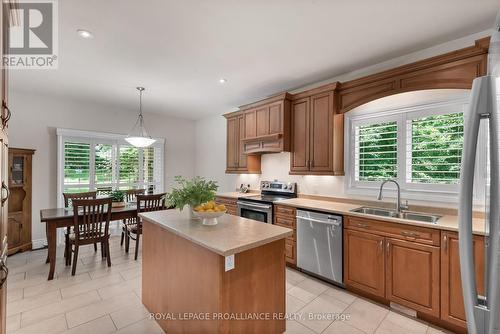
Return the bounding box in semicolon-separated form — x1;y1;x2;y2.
166;176;219;210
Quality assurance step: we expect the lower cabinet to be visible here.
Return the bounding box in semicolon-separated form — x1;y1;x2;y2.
344;229;385;298
344;216;440;318
214;196;238;216
440;231;485;328
386;238;440;317
273;205;296;266
344;216;486;332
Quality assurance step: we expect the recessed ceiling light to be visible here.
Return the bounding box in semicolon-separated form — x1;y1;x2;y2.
219;78;227;84
77;29;93;39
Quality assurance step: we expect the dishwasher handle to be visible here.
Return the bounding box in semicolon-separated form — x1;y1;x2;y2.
297;216;342;227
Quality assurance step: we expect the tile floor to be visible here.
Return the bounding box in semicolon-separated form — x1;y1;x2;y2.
5;235;451;334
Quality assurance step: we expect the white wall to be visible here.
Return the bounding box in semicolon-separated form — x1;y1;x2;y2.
9;91;196;244
195;30;491;207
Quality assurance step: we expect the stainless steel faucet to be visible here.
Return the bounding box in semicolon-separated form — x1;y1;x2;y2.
377;180;408;212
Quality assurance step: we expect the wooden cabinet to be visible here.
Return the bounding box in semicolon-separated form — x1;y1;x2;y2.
290;89;343;175
273;204;296;266
344;229;385;298
241;93;291;154
0;3;11;332
386;238;440;317
7;148;34;255
215;196;238;216
224;113;261;174
441;232;485;328
344;216;440;317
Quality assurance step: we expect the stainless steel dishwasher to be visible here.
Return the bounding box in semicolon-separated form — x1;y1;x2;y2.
296;210;343;286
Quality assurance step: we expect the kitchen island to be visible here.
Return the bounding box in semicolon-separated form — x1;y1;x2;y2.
139;209;293;334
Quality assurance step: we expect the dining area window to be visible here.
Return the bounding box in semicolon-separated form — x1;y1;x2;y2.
58;128;164;205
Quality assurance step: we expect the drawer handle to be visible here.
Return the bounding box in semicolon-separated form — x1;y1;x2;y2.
355;223;370;228
401;231;420;238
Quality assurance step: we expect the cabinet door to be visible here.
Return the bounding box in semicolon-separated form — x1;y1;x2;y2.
237;116;247;169
226;117;239;170
386;238;440;317
268;102;282;135
344;229;385;298
290;98;310;173
309;91;333;173
255;106;269;137
7;215;20;249
441;232;485;328
244;109;257;139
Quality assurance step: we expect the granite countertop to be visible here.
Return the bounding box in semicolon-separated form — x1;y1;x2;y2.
276;198;486;235
139;209;293;256
216;192;259;199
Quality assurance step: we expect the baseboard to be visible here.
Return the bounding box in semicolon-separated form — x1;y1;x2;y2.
32;238;47;250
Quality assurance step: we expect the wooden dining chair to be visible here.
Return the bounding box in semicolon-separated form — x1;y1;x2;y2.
124;193;166;260
59;191;97;265
120;189;145;246
68;198;112;275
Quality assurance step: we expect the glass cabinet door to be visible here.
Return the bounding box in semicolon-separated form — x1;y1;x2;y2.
10;156;24;186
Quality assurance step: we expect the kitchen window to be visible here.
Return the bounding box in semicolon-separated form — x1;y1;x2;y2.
346;98;486;202
57;128;164;206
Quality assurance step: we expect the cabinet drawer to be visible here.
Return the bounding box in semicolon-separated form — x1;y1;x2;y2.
274;215;295;229
215;196;238;206
275;205;296;217
285;239;296;265
345;216;440;246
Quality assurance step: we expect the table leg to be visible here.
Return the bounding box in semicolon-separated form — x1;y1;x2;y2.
47;223;57;280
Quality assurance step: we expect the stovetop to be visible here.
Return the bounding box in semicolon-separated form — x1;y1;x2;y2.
237;194;295;204
237;180;297;204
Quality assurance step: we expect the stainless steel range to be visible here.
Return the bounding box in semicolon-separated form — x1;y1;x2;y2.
237;180;297;224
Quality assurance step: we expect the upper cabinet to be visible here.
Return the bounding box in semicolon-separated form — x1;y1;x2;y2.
290;85;344;175
224;112;261;174
241;93;291;154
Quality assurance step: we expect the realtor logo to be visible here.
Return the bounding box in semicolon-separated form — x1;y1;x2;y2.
3;0;58;69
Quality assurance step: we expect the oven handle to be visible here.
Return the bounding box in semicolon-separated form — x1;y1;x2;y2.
237;201;272;210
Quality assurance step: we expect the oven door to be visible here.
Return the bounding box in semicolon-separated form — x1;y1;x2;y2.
237;201;273;224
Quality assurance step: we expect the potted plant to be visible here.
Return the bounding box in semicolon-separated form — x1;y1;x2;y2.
166;176;219;219
110;190;126;208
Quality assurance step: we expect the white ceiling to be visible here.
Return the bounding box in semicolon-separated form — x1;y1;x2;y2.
10;0;500;120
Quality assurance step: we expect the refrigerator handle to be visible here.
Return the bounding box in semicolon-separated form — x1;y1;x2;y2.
458;75;495;334
487;77;500;334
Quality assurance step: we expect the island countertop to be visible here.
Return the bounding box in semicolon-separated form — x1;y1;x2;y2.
139;209;293;256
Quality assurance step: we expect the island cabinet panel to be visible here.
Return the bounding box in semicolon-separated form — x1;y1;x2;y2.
273;205;296;266
440;232;485;328
215;196;238;216
142;220;286;334
224;113;261;174
344;229;386;298
386;238;440;317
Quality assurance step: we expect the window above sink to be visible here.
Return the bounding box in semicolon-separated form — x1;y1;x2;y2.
344;90;489;204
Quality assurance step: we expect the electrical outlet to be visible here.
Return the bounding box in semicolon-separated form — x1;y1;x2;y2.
225;254;235;271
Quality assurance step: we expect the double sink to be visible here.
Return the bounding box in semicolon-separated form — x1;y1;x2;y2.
350;206;441;224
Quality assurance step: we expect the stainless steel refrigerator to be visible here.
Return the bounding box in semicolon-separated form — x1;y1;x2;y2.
459;11;500;334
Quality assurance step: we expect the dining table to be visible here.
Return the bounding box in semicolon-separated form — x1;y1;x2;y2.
40;204;138;280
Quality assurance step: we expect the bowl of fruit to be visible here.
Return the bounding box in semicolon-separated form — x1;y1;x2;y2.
192;201;227;225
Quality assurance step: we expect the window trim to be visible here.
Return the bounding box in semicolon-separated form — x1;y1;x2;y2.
56;128;165;208
344;96;487;203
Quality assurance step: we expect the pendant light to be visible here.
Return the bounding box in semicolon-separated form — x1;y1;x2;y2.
125;87;156;148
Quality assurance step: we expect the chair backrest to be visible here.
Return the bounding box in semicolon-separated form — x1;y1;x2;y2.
63;191;97;208
125;189;145;202
72;198;112;244
136;193;166;214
